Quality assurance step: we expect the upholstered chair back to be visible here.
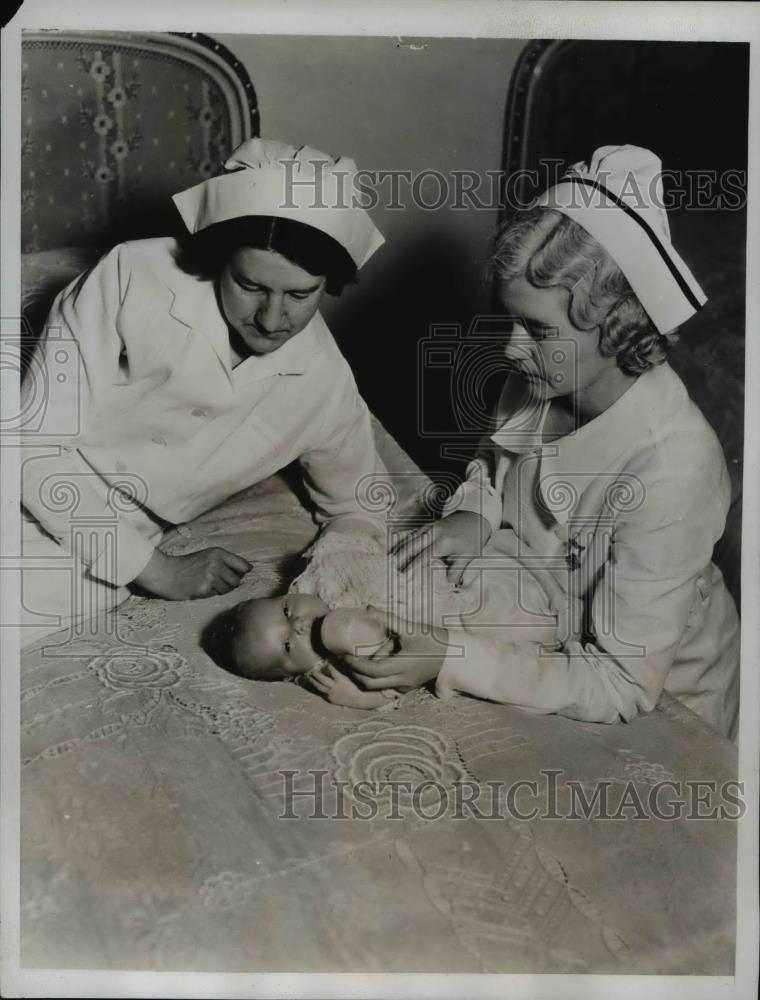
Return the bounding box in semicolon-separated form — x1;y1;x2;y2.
21;30;259;252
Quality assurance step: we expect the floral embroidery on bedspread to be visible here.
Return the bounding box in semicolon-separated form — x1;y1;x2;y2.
19;515;736;973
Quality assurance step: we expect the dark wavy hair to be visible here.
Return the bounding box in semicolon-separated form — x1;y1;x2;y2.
491;207;679;375
175;216;358;296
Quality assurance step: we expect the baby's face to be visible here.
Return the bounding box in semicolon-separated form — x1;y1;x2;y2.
231;593;329;679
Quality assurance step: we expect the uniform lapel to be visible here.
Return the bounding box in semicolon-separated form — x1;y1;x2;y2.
231;317;322;385
166;274;233;377
166;277;326;387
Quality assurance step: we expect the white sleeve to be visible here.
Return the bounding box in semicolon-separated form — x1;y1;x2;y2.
436;458;731;724
441;433;504;532
21;245;156;586
298;356;389;534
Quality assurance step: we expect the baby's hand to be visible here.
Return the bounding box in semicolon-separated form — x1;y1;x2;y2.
306;663;393;710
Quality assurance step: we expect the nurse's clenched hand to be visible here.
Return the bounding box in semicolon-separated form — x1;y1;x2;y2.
134;547;252;600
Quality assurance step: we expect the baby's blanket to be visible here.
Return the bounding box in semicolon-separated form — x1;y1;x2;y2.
289;526;558;644
289;528;478;624
18;418;738;976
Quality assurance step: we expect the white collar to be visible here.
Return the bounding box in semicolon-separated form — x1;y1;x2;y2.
167;272;322;382
491;364;689;524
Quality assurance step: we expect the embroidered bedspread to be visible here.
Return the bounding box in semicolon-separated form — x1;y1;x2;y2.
20;420;737;975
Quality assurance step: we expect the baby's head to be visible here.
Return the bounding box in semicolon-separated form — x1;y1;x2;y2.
203;593;330;681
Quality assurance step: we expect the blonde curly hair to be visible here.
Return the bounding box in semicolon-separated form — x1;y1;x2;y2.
491;207;678;375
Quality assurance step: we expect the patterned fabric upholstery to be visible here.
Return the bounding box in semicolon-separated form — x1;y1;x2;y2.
21;31;259;252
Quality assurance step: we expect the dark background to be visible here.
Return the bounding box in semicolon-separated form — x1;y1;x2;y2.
336;40;749;496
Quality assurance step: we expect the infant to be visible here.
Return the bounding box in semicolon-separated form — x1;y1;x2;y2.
203;592;402;709
204;528;560;710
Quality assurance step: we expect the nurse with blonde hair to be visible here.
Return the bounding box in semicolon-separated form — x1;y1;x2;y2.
352;145;740;740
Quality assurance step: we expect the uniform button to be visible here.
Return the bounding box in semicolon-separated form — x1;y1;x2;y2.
191;407;207;417
115;461;127;473
151;435;168;446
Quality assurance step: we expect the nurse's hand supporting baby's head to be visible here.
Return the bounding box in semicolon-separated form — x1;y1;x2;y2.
203;593;331;681
203;597;394;684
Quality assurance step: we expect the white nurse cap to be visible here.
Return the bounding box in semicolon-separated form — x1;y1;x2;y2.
536;144;706;333
172;138;385;268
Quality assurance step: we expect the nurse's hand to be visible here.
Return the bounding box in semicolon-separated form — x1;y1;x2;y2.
393;510;492;584
342;618;450;694
134;547;252;600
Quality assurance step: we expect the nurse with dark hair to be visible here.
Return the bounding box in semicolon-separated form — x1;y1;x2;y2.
20;139;386;645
